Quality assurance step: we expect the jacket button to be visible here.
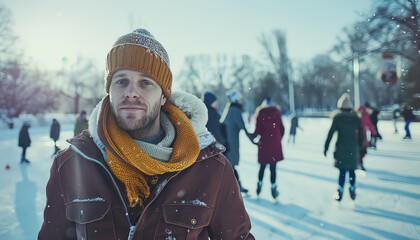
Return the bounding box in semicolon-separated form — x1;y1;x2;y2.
190;218;197;225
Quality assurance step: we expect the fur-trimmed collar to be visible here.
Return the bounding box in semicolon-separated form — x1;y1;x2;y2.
88;91;215;159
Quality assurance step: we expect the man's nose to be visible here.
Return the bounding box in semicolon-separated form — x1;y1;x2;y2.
124;82;139;99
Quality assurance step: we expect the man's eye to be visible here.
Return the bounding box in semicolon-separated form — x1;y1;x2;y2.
140;81;153;86
116;79;127;85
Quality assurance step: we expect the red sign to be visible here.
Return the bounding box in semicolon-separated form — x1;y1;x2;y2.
381;53;397;84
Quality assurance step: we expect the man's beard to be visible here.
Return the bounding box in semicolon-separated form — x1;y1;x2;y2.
111;98;161;131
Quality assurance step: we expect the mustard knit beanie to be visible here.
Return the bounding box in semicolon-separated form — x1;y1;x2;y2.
105;29;172;99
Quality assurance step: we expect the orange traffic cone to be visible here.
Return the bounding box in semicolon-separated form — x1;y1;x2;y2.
5;164;10;170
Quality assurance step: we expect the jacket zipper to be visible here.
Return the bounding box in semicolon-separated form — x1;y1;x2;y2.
70;145;135;240
134;170;181;236
70;144;209;239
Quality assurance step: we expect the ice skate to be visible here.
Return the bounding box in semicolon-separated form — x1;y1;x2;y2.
20;158;30;164
334;188;343;201
349;186;356;200
238;181;248;194
360;163;366;172
256;181;262;196
240;186;249;194
271;184;279;199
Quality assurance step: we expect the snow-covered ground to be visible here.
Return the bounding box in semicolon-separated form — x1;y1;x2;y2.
0;117;419;239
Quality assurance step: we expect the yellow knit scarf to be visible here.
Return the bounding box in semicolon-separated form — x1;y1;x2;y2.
102;100;200;207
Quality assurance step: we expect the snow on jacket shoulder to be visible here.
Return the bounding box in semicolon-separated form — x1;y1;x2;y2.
38;131;254;240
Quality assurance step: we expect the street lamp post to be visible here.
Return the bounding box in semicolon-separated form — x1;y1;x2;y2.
288;62;295;113
353;52;360;108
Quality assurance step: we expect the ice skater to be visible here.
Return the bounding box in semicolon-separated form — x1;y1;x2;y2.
203;91;227;147
288;113;302;144
18;121;31;164
221;89;254;193
324;93;364;201
368;104;382;149
357;103;377;171
50;119;61;154
73;110;88;136
250;98;284;200
401;103;415;139
392;105;401;134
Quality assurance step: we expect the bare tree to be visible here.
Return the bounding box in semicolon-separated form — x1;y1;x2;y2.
0;59;58;119
208;54;229;109
402;57;420;107
294;54;351;110
259;30;291;111
87;68;106;106
58;56;95;114
349;0;420;107
363;0;419;62
177;55;214;97
0;3;17;57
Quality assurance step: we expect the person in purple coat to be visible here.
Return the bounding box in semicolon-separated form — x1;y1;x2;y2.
251;98;285;199
357;104;377;171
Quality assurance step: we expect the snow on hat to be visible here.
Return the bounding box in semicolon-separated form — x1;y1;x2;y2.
337;93;353;109
105;29;172;99
261;97;272;106
203;91;217;106
227;90;243;103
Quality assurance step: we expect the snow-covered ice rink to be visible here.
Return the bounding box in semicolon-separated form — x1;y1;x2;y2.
0;117;419;239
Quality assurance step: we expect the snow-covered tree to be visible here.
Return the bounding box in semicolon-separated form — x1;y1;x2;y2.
0;59;58;119
0;3;16;58
259;30;291;112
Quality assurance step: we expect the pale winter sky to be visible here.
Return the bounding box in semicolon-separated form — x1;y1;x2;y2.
4;0;374;80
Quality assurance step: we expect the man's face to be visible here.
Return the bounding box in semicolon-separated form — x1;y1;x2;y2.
109;70;166;131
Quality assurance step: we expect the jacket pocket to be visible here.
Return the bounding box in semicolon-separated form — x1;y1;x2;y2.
163;203;212;229
155;203;213;240
66;201;115;240
66;201;110;224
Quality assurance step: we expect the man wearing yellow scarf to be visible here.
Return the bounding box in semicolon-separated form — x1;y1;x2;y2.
39;29;254;240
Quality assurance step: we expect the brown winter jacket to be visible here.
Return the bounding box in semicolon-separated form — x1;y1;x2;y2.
38;131;254;240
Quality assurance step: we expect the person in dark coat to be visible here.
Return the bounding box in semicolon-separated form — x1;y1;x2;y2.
221;89;253;193
203;91;227;147
357;104;377;171
50;118;61;154
74;110;89;136
18;121;31;163
251;98;284;199
367;104;382;149
288;113;302;144
392;105;401;134
324;93;364;201
401;103;415;139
